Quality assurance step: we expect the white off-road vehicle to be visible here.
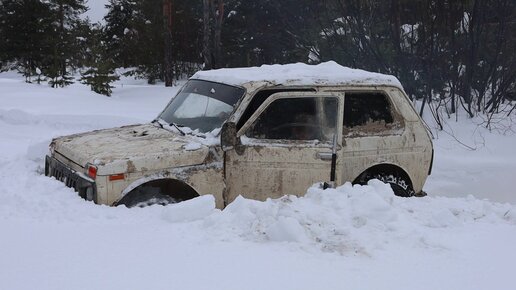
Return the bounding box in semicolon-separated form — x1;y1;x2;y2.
45;62;433;208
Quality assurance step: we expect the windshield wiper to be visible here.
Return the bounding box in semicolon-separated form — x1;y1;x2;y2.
152;119;185;136
170;122;186;136
151;119;163;128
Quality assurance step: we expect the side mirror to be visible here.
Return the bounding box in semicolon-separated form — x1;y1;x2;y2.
220;122;241;151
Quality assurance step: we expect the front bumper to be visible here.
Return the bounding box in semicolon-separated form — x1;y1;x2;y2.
45;155;97;202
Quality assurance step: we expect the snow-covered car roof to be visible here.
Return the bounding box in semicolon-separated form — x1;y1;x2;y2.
191;61;403;89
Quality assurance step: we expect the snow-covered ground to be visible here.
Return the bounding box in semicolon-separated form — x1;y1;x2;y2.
423;110;516;204
1;72;515;290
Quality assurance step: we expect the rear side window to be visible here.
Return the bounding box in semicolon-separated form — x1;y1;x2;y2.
343;92;401;136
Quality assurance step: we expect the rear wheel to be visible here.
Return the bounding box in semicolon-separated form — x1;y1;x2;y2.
360;172;415;197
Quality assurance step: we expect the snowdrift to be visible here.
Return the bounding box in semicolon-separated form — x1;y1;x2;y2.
3;137;515;257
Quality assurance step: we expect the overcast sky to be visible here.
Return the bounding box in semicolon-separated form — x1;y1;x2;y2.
83;0;108;23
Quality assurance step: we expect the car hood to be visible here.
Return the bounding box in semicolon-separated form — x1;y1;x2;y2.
51;123;212;175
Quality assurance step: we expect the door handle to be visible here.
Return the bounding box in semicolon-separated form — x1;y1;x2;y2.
316;152;333;161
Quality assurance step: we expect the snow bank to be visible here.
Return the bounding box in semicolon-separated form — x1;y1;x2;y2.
203;181;515;255
3;133;514;257
5;143;514;258
160;195;216;223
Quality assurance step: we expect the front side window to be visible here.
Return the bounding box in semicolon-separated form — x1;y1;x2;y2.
159;80;245;133
237;88;316;130
246;97;338;142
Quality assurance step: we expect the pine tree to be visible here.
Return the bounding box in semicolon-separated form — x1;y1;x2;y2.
46;0;87;87
80;25;119;96
0;0;54;81
104;0;203;84
103;0;163;83
171;0;203;77
130;0;165;83
103;0;137;67
0;2;5;70
81;64;119;96
219;0;322;67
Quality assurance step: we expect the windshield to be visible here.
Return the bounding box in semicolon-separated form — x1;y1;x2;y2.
158;80;245;133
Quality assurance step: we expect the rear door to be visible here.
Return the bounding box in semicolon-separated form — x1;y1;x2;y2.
224;92;343;203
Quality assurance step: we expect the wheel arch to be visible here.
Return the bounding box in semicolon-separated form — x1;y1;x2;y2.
114;176;200;206
352;163;414;189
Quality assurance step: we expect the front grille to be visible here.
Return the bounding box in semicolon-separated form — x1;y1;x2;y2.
45;156;97;202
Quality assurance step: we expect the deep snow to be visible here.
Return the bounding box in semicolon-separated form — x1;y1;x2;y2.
1;71;516;290
421;104;516;204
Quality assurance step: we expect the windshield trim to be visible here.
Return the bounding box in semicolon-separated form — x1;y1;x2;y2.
156;79;247;121
156;79;246;134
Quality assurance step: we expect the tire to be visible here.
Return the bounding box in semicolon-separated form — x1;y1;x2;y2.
116;187;180;208
363;172;415;197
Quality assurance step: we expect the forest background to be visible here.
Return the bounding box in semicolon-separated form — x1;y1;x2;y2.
0;0;514;126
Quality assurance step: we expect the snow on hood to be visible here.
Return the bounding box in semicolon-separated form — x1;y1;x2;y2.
191;61;403;89
52;123;213;175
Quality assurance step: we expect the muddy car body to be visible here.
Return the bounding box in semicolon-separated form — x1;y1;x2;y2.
45;62;433;208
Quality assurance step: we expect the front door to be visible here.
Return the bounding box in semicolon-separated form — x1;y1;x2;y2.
224;92;343;204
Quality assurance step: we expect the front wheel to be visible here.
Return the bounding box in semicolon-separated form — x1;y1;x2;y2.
116;187;180;208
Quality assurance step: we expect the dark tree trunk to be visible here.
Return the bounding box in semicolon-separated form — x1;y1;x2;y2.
463;0;482;118
59;3;66;79
163;0;174;87
213;0;224;69
202;0;212;70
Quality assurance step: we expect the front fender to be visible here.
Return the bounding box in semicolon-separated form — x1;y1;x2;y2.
116;163;225;208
